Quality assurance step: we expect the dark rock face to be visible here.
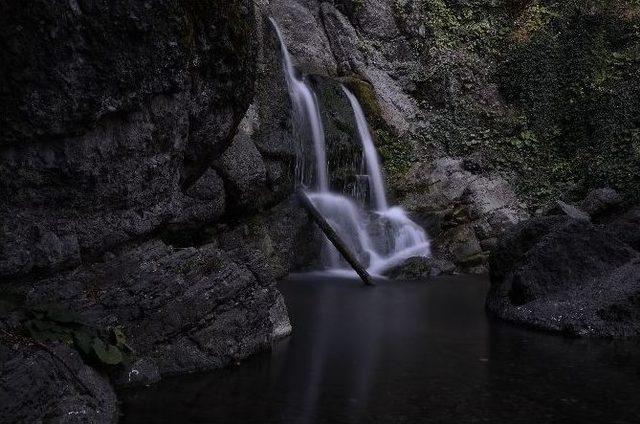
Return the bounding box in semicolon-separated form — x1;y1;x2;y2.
487;216;640;337
0;336;118;424
21;240;291;377
0;0;258;279
608;207;640;252
0;0;310;421
579;188;624;221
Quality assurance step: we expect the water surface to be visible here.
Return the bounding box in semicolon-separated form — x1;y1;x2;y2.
121;274;640;423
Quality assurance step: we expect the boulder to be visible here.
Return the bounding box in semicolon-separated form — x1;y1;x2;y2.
579;188;623;220
0;336;118;424
487;215;640;337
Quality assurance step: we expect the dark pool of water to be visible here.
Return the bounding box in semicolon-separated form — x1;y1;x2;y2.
121;274;640;423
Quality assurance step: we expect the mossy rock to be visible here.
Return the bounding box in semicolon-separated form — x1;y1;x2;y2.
340;76;386;131
388;0;640;207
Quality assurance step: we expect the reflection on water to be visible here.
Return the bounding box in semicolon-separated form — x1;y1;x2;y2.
121;274;640;424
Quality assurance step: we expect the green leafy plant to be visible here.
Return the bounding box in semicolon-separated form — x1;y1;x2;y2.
0;290;130;368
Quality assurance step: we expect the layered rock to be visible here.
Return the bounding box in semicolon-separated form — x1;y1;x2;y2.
399;157;528;273
21;240;291;377
0;334;118;424
0;0;258;278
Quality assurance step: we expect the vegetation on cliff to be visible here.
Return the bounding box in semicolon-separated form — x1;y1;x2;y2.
391;0;640;207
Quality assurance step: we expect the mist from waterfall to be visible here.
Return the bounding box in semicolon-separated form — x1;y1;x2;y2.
270;18;430;276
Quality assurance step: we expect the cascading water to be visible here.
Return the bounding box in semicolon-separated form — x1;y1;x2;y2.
270;18;430;276
269;17;329;192
341;86;389;211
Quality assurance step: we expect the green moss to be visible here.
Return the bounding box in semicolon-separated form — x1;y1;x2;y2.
498;0;640;204
341;77;385;129
376;129;416;181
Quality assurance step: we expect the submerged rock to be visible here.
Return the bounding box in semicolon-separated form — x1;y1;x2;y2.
386;256;456;280
486;215;640;337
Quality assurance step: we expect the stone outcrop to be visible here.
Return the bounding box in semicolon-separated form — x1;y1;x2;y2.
385;256;456;281
579;188;624;221
251;2;531;274
265;0;422;136
486;212;640;338
0;334;118;424
21;240;291;377
399;157;529;273
0;0;258;279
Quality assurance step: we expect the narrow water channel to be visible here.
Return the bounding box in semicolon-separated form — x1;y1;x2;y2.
121;274;640;424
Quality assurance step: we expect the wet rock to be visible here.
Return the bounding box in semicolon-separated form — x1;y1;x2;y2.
264;197;321;275
386;256;456;280
487;216;640;337
269;294;294;339
440;225;483;264
114;358;161;387
0;337;118;424
268;0;337;76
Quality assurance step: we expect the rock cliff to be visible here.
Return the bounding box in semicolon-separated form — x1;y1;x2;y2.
0;1;308;422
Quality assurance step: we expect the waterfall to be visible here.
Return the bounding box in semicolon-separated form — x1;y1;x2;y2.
269;18;430;276
341;86;389;211
269;17;329;192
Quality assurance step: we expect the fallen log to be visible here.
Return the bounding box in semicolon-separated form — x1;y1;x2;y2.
297;189;374;286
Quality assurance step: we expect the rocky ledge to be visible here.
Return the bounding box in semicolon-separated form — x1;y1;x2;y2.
486;193;640;338
0;330;118;424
